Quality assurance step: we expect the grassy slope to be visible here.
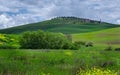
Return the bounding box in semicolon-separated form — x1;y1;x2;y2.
0;17;119;34
72;27;120;47
0;49;119;75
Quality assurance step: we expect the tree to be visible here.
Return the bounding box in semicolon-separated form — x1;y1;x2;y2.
19;30;73;49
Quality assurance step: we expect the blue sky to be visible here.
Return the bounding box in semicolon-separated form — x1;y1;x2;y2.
0;0;120;29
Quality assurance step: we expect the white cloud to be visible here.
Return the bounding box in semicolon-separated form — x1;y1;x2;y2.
117;19;120;24
0;14;15;28
0;13;41;29
0;0;120;29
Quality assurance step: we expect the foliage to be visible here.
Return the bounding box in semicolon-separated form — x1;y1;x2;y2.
104;46;113;51
0;34;19;49
85;42;94;47
0;44;18;49
76;67;117;75
72;41;86;49
19;30;73;49
115;48;120;51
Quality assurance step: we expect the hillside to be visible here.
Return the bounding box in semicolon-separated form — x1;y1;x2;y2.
0;17;119;34
72;27;120;47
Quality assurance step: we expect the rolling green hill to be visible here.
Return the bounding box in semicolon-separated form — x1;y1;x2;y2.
72;27;120;47
0;17;119;34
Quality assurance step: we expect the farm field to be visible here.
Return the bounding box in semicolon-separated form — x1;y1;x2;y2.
0;49;119;75
72;27;120;47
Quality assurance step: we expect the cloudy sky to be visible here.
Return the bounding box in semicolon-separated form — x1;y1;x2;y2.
0;0;120;29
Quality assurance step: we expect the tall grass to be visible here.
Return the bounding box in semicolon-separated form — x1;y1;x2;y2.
0;49;119;75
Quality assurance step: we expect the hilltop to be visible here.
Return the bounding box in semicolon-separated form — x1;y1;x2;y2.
0;17;119;34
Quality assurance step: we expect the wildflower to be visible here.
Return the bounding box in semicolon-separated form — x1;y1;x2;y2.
76;67;117;75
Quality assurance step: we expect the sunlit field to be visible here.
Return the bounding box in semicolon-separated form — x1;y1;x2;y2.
0;49;119;75
73;27;120;47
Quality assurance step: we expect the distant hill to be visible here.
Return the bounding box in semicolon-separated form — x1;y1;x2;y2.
73;27;120;47
0;17;119;34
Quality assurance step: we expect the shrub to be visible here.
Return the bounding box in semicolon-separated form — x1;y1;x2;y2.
115;48;120;51
85;42;93;47
0;34;19;49
64;34;72;41
75;41;86;46
104;46;113;51
74;41;85;49
19;30;73;49
0;44;19;49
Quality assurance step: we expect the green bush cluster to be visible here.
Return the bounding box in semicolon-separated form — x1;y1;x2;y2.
104;46;120;51
72;41;86;49
115;48;120;51
19;30;75;49
0;34;19;49
104;46;113;51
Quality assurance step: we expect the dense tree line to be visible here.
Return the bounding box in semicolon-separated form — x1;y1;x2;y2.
51;16;101;24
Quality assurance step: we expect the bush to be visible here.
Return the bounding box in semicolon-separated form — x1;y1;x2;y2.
104;46;113;51
19;30;73;49
74;41;85;49
85;42;93;47
75;41;86;45
0;44;19;49
0;34;19;49
64;34;72;41
115;48;120;51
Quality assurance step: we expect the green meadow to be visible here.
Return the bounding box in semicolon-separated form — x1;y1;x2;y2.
0;17;119;75
73;27;120;47
0;49;119;75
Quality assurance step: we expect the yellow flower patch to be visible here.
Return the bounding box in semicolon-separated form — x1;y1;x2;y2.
76;67;117;75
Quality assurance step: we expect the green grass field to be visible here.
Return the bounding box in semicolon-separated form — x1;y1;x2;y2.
72;27;120;47
0;49;119;75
